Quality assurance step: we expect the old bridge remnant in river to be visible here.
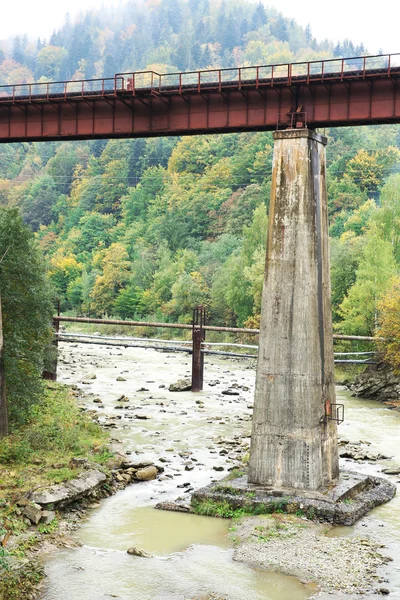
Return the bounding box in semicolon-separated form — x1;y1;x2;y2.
1;53;400;498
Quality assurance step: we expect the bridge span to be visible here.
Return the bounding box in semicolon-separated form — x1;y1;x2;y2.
0;53;399;142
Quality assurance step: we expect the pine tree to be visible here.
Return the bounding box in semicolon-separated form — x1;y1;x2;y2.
201;44;213;68
272;16;288;42
305;24;312;45
252;3;267;29
12;36;25;64
240;18;249;42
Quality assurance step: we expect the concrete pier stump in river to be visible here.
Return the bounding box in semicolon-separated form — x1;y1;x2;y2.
248;129;339;491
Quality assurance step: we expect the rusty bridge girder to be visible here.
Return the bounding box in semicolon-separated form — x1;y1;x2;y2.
0;54;400;142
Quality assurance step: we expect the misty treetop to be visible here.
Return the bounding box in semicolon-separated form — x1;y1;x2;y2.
0;0;366;85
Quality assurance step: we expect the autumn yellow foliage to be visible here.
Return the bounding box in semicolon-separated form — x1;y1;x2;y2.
377;276;400;373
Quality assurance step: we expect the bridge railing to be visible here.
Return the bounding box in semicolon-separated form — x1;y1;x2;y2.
0;76;121;102
1;53;400;103
116;53;400;95
50;314;381;388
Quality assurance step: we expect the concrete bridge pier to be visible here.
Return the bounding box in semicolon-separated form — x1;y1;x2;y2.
190;128;395;521
248;129;339;491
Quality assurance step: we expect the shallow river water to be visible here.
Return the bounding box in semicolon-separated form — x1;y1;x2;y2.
40;342;400;600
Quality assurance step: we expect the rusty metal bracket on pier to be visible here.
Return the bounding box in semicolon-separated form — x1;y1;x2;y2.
325;401;345;424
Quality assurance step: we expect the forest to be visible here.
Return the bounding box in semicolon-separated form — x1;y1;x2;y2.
0;0;399;375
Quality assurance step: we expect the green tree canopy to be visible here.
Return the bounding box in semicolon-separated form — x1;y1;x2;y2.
0;207;54;429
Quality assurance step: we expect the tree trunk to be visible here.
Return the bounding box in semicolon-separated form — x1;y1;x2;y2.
0;292;8;438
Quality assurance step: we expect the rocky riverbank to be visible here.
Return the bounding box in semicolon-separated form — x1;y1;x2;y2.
0;379;164;600
33;342;400;600
347;364;400;404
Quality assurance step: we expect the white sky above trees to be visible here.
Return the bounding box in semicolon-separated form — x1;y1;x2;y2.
0;0;398;56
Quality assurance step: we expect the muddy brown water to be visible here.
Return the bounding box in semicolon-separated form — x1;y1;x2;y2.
40;342;400;599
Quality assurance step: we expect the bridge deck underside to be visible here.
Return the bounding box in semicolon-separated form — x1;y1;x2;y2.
0;77;399;142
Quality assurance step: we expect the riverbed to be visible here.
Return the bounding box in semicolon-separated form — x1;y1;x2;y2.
40;342;400;600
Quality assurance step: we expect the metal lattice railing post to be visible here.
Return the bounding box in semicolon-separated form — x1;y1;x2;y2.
192;306;206;392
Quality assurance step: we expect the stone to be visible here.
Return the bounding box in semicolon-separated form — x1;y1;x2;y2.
134;414;152;420
30;469;107;508
382;466;400;475
16;498;30;507
83;373;97;380
70;457;89;468
122;460;153;469
40;510;56;524
169;379;192;392
116;395;129;402
127;547;152;558
23;503;43;524
116;376;126;381
349;365;400;402
155;501;192;513
134;466;158;481
221;389;240;396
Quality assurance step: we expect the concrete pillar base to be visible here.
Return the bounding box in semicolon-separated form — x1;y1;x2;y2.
190;472;396;525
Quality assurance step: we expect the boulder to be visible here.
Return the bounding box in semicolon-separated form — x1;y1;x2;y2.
122;460;153;469
134;466;158;481
155;501;192;513
127;547;152;558
382;465;400;475
29;469;107;509
23;503;43;525
169;379;192;392
40;510;56;524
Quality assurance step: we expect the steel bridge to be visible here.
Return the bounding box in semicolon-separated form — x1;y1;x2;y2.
0;53;400;142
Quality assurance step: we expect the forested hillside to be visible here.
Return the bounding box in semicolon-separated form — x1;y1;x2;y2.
0;0;399;337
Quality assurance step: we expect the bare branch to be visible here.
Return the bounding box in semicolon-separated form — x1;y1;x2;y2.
0;246;10;266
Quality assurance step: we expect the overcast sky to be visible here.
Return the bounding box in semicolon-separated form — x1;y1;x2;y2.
0;0;398;56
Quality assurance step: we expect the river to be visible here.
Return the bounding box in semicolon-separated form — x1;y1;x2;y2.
40;341;400;600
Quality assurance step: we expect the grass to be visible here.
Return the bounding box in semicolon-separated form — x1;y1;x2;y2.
334;363;368;385
0;382;110;467
0;382;114;599
191;496;292;519
251;513;306;543
225;468;245;481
